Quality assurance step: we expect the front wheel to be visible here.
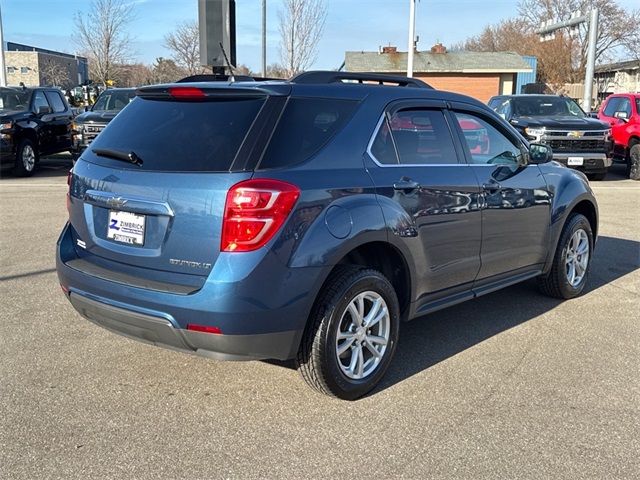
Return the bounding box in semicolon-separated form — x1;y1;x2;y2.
628;144;640;181
538;213;593;299
296;266;400;400
13;139;38;177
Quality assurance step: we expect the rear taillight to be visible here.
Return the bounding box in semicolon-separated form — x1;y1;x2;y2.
221;179;300;252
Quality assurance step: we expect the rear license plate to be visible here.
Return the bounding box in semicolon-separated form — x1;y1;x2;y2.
568;157;584;166
107;210;145;246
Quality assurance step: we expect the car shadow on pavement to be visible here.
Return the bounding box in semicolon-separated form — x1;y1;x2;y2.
372;235;639;396
599;163;629;181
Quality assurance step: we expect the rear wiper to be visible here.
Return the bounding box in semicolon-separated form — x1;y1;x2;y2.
93;148;143;167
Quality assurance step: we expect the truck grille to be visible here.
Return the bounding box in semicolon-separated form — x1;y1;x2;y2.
547;139;606;152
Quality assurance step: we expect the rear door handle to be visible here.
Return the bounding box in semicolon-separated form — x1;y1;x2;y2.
393;179;420;192
482;182;502;193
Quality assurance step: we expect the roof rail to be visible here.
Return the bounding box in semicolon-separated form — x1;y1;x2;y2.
291;71;433;89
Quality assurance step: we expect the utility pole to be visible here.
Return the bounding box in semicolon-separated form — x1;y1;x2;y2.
536;8;599;112
262;0;266;77
407;0;416;77
0;4;7;87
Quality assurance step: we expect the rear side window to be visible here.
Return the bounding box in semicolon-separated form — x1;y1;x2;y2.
258;98;358;169
44;91;66;113
86;97;265;172
371;108;458;165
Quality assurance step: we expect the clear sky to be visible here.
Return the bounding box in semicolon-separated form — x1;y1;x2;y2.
2;0;638;71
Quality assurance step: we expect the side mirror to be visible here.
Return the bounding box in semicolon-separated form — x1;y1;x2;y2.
613;111;629;122
84;106;90;112
37;105;52;116
529;143;553;164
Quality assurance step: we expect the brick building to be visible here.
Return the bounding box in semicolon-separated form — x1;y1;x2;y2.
345;44;533;103
4;42;89;89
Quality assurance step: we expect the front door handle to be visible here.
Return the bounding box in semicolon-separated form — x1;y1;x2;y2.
482;182;502;193
393;179;420;192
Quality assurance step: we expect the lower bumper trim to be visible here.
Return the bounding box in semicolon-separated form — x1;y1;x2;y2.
69;292;301;361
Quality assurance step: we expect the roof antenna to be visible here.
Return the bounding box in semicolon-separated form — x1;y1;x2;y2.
219;42;236;79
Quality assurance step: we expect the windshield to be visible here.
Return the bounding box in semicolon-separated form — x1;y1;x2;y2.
0;88;31;112
512;97;586;118
92;90;135;112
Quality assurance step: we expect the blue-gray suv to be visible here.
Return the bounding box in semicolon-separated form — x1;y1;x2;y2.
56;72;598;399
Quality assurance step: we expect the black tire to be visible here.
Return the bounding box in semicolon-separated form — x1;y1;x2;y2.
586;172;607;181
628;144;640;181
13;139;38;177
296;266;400;400
538;213;593;299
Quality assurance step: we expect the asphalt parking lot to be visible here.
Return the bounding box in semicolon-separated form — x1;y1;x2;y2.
1;156;639;479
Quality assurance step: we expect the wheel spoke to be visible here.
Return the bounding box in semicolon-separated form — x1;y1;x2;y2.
367;334;388;346
577;239;589;255
356;344;364;378
347;302;361;326
366;307;387;329
363;298;382;327
348;345;359;374
567;262;576;285
356;295;365;319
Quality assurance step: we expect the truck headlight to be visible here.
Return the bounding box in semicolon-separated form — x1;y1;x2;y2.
525;127;546;139
0;121;12;140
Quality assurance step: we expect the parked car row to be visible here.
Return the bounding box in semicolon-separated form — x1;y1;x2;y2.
0;86;134;176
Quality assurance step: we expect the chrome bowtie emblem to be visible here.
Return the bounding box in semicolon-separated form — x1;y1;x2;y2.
567;131;583;138
105;197;128;208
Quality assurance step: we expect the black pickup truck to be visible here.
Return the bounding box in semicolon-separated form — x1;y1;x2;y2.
489;95;612;180
0;86;73;176
71;88;136;159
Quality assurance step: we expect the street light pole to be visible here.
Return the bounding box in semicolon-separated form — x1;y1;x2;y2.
583;9;599;112
407;0;416;77
262;0;266;78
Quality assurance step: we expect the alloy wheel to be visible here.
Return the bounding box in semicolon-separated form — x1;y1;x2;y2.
565;228;589;287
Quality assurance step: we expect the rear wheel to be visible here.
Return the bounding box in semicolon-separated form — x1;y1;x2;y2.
296;266;399;400
538;213;593;299
13;139;38;177
629;144;640;181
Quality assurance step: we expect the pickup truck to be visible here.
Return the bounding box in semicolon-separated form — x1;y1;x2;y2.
597;93;640;180
489;94;612;180
0;86;73;176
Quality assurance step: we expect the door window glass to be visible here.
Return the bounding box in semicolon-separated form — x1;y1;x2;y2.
32;91;50;113
454;112;523;165
603;97;631;117
385;109;458;165
44;91;66;113
370;118;398;165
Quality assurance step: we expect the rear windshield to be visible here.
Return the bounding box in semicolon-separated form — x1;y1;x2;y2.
85;96;265;172
258;97;359;169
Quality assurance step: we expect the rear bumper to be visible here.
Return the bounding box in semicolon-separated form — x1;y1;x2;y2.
552;152;612;173
69;292;300;361
57;222;324;361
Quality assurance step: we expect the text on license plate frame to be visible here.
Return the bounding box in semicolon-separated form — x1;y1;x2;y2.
567;157;584;166
107;210;146;246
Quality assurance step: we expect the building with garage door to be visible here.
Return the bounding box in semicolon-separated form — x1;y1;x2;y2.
345;44;534;104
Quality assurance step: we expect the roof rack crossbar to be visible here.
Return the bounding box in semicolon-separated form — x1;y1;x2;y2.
291;71;432;89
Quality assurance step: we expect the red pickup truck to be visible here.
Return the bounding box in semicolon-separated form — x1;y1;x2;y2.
597;93;640;180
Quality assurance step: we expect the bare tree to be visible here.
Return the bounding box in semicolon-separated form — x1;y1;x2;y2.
40;59;70;88
518;0;640;77
164;21;205;76
73;0;135;86
151;57;186;84
278;0;327;77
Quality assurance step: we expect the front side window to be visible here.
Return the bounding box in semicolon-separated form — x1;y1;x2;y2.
32;91;50;113
44;91;66;113
371;108;458;165
603;96;631;117
454;112;523;165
